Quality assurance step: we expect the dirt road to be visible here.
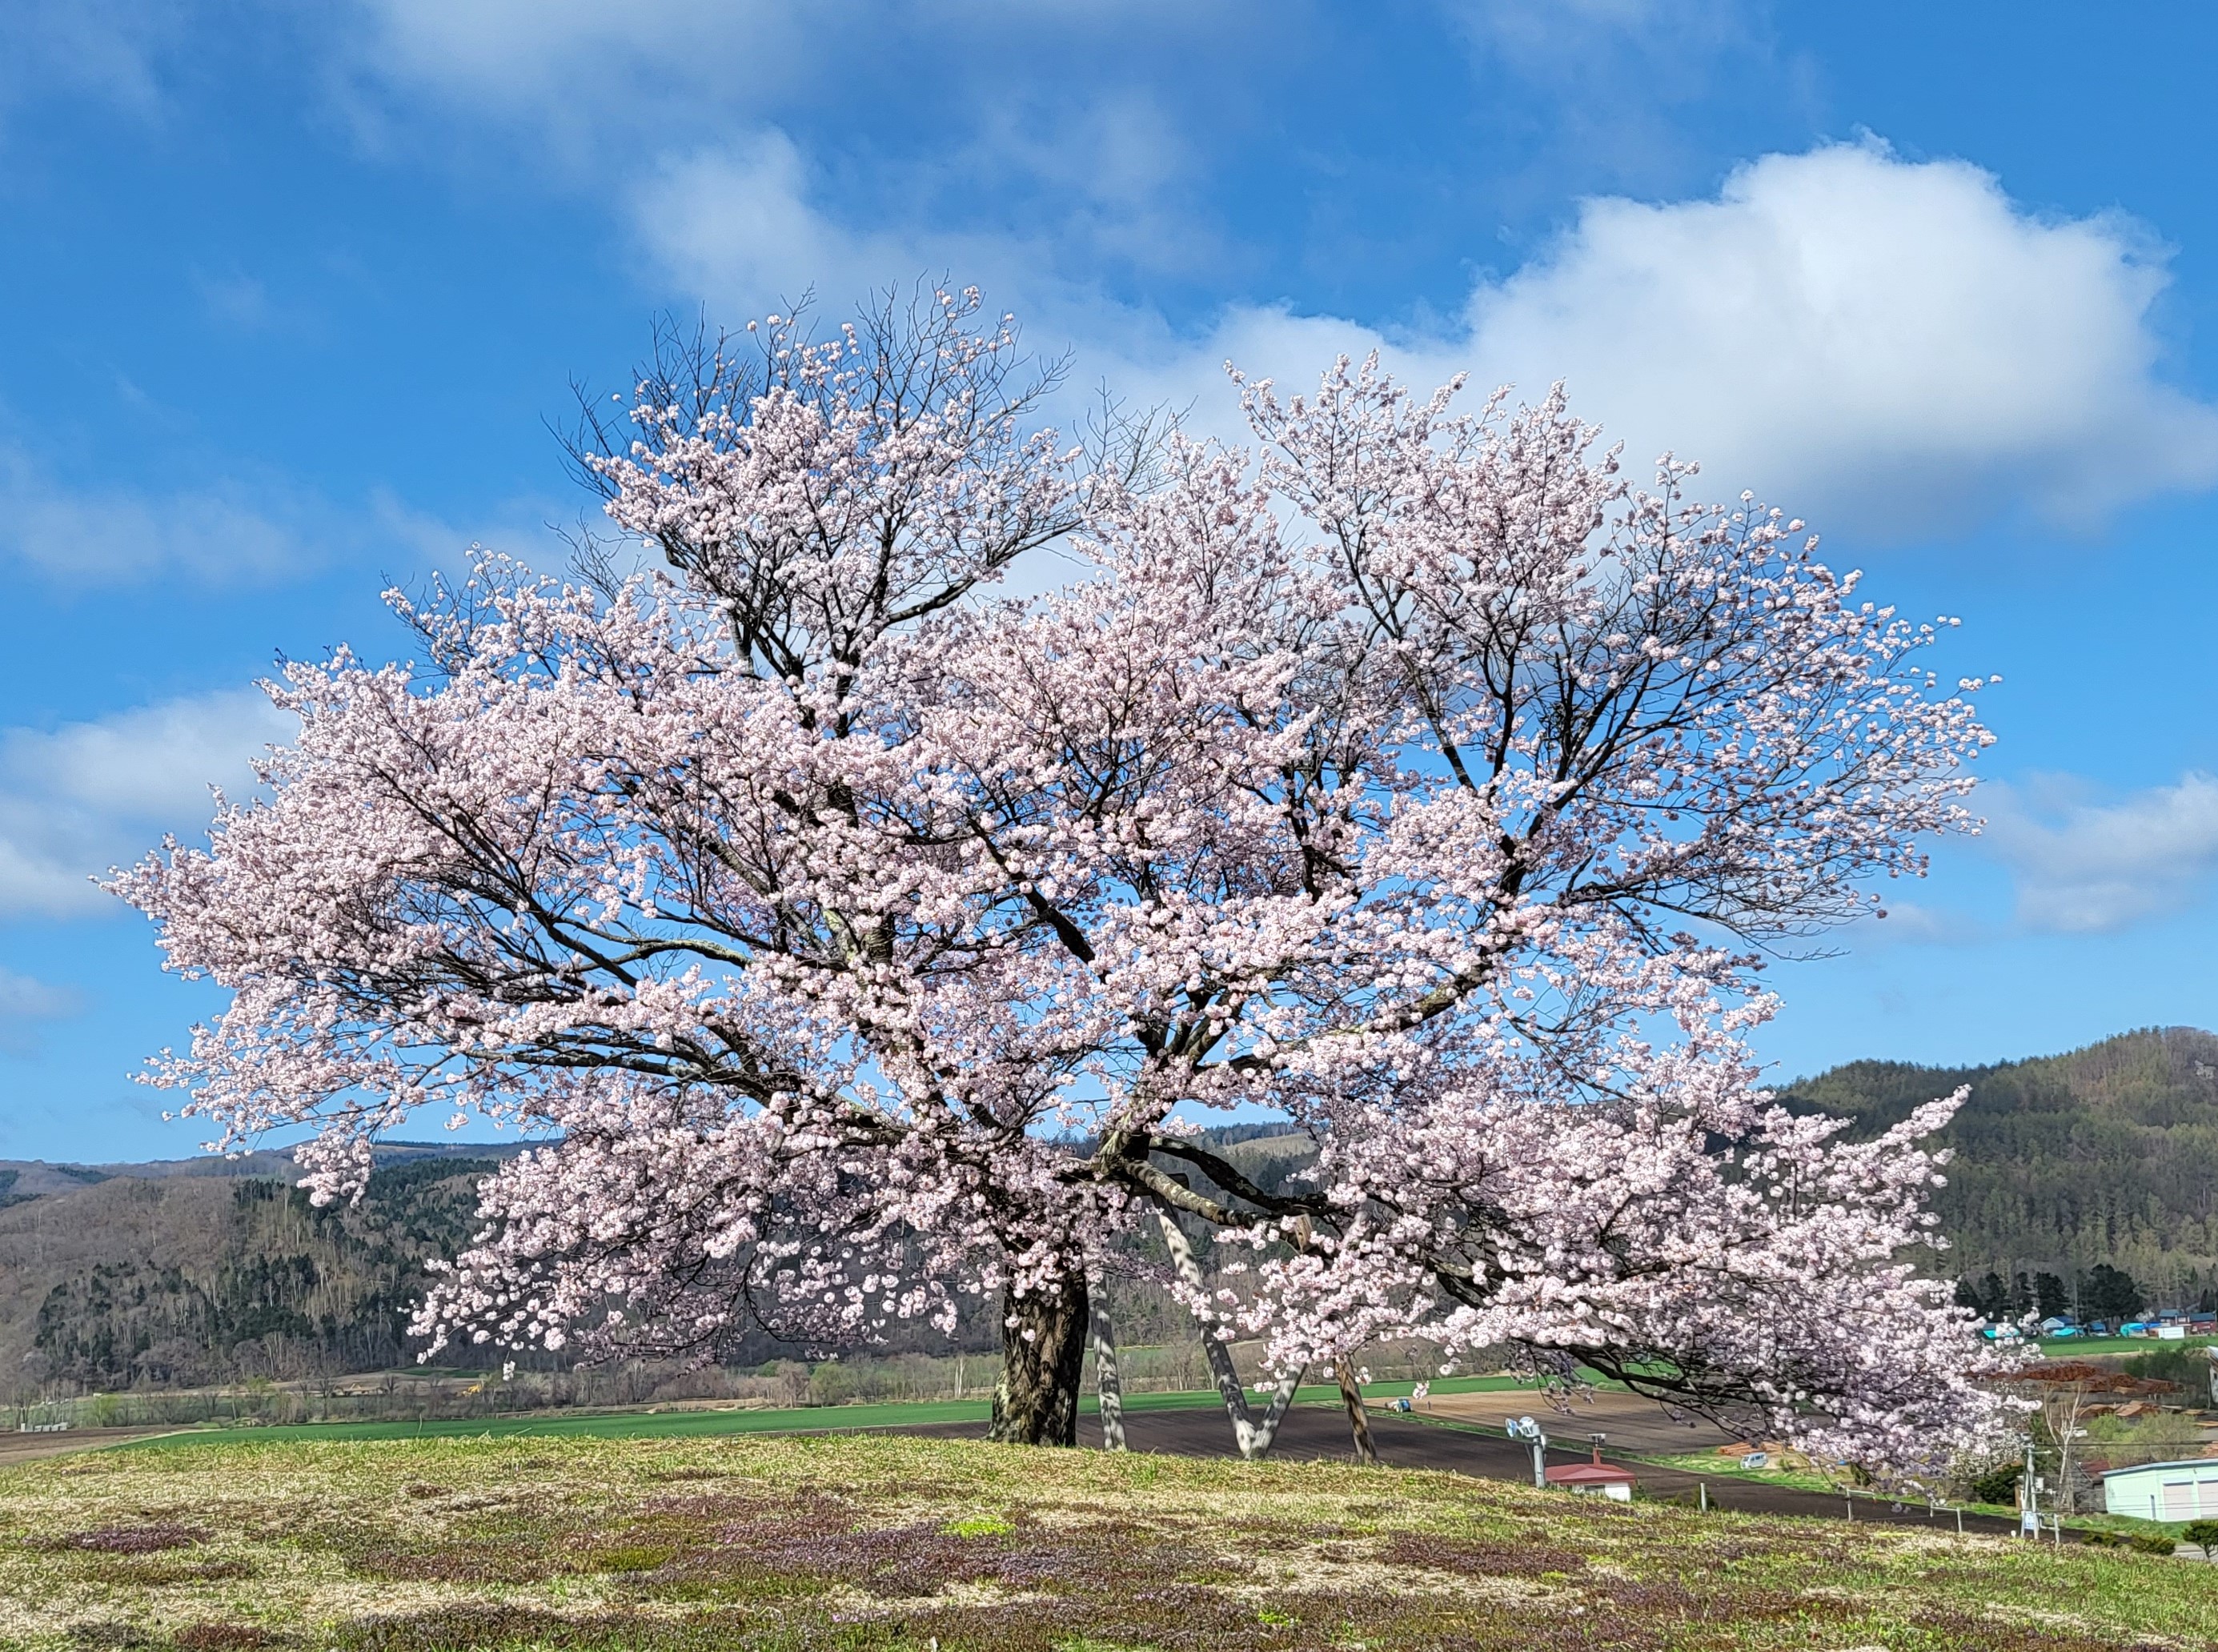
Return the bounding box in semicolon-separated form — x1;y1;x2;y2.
0;1428;178;1468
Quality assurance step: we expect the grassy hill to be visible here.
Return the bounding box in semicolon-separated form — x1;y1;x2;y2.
1783;1025;2218;1311
2;1431;2209;1651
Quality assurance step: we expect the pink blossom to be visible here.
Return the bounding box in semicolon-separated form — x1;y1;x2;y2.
114;295;2003;1462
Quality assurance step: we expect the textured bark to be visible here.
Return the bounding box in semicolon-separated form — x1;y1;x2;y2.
986;1274;1089;1446
1091;1307;1128;1451
1335;1353;1382;1466
1155;1211;1301;1458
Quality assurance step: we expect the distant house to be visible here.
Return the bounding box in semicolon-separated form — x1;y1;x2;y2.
2100;1460;2218;1522
1546;1441;1637;1502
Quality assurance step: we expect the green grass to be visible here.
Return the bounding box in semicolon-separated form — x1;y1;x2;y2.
2035;1334;2216;1358
5;1429;2215;1651
1634;1451;2218;1546
120;1373;1543;1452
122;1397;1001;1449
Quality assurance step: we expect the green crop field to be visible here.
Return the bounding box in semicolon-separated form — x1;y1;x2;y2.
118;1375;1541;1452
4;1429;2214;1650
2035;1335;2216;1358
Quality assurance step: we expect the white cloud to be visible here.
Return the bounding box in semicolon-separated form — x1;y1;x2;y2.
630;137;2218;535
631;131;1159;379
343;0;816;156
351;0;1227;110
1454;141;2218;531
0;689;296;920
636;134;923;311
345;0;1245;282
1984;772;2218;933
343;0;1239;196
632;118;1206;313
0;445;559;588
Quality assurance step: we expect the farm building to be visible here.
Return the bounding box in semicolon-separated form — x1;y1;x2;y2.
2099;1458;2218;1522
1544;1440;1638;1502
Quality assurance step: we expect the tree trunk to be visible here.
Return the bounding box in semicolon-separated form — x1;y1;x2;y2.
986;1274;1089;1446
1154;1211;1301;1459
1091;1306;1127;1451
1335;1353;1382;1466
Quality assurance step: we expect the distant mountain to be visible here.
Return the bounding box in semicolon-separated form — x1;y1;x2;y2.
1783;1027;2218;1311
10;1033;2213;1396
0;1143;529;1393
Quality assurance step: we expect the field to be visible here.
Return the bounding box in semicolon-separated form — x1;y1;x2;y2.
2;1431;2214;1652
69;1375;1538;1452
2035;1335;2216;1359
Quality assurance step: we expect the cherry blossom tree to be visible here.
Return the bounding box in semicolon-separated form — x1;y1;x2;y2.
116;287;2005;1458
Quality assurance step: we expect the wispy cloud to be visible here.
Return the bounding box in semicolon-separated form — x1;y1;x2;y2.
1984;772;2218;933
1444;0;1789;189
0;0;188;132
0;446;319;584
0;966;86;1055
0;443;559;588
0;688;297;920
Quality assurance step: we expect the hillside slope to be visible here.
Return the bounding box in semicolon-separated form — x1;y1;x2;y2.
0;1149;509;1393
1783;1026;2218;1307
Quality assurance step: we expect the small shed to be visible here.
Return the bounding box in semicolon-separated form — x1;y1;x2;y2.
2100;1459;2218;1522
1546;1444;1638;1502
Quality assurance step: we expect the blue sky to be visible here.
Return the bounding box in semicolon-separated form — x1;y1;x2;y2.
4;1;2218;1161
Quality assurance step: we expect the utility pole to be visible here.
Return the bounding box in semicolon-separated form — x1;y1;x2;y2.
1510;1416;1548;1488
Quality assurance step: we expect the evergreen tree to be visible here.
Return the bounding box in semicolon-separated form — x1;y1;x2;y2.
2033;1272;2068;1320
2080;1263;2144;1323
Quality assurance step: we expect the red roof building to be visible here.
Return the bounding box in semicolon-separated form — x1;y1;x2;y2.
1546;1443;1638;1502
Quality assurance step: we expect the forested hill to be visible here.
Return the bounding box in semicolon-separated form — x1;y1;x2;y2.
0;1145;520;1393
10;1037;2216;1393
1783;1026;2218;1308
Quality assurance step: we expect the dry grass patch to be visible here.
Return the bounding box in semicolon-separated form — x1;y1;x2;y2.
0;1432;2208;1650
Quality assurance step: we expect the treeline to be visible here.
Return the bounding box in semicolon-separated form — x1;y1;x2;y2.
1785;1025;2218;1311
1951;1262;2162;1324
